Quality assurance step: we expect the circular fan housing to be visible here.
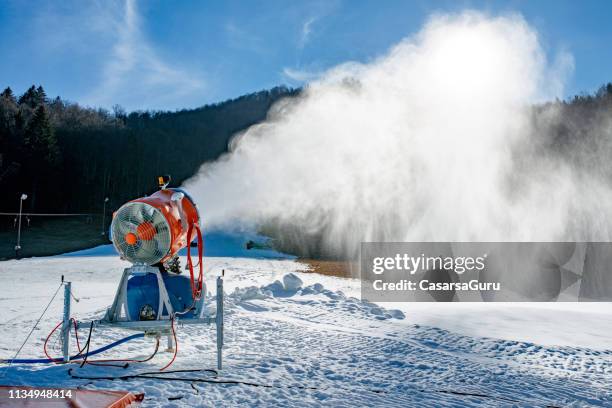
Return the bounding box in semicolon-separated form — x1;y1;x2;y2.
111;202;172;265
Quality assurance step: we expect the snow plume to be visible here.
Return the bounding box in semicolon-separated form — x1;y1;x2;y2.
183;12;612;259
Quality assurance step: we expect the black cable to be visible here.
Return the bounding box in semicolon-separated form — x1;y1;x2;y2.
68;369;316;389
67;369;563;406
68;367;216;379
190;383;199;394
79;322;94;368
136;368;218;376
86;361;130;368
84;337;159;368
73;323;158;369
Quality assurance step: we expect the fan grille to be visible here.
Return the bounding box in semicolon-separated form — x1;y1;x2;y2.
111;202;172;265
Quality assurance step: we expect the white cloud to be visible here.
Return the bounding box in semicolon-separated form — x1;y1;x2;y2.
85;0;205;110
282;67;321;83
224;22;268;55
299;17;316;48
296;0;341;49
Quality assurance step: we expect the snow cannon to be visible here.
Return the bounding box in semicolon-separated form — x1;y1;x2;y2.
105;175;208;325
25;176;224;371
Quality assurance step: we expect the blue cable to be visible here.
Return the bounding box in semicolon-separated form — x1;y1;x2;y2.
2;333;145;364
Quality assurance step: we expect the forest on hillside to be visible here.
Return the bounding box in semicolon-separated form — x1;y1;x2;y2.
0;85;297;214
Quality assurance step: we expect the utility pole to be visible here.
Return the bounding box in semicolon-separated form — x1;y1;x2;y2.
101;197;109;237
15;193;27;258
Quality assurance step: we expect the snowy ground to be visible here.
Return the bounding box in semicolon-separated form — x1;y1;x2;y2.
0;242;611;407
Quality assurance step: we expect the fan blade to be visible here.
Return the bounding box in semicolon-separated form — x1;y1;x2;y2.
132;205;145;225
152;220;166;231
151;209;169;234
133;241;149;260
117;220;137;244
152;240;162;257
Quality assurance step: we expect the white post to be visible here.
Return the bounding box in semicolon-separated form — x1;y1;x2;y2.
101;197;109;236
15;194;26;257
62;282;71;363
216;275;224;370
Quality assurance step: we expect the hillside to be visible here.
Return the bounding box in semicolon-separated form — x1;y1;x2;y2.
0;85;298;214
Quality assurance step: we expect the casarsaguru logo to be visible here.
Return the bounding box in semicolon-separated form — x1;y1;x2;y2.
372;279;500;292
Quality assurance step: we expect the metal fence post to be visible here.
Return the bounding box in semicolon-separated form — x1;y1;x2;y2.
62;282;71;363
216;275;224;370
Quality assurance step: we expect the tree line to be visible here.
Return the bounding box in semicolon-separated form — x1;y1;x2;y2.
0;85;297;214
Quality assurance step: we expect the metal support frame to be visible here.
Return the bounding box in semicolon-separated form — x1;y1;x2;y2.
61;282;71;363
106;266;175;323
73;271;225;370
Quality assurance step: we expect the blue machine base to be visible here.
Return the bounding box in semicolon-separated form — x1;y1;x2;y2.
126;272;198;320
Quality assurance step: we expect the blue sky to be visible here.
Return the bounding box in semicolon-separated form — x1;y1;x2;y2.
1;0;611;111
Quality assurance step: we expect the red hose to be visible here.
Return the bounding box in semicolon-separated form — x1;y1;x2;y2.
43;321;63;363
71;318;82;353
159;316;178;371
195;223;203;297
44;319;88;363
186;222;204;300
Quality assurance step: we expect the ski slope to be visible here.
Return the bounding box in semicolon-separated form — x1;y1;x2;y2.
0;242;611;407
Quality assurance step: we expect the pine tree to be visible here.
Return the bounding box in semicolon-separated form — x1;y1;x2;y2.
0;87;19;160
18;85;37;107
18;85;46;108
1;87;17;103
26;105;59;165
35;85;47;105
0;87;18;127
24;105;60;209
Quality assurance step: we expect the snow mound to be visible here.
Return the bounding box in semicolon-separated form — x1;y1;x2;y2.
229;274;405;321
283;273;303;291
230;285;272;302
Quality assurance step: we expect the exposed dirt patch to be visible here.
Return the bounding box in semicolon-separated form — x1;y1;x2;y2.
298;259;357;278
